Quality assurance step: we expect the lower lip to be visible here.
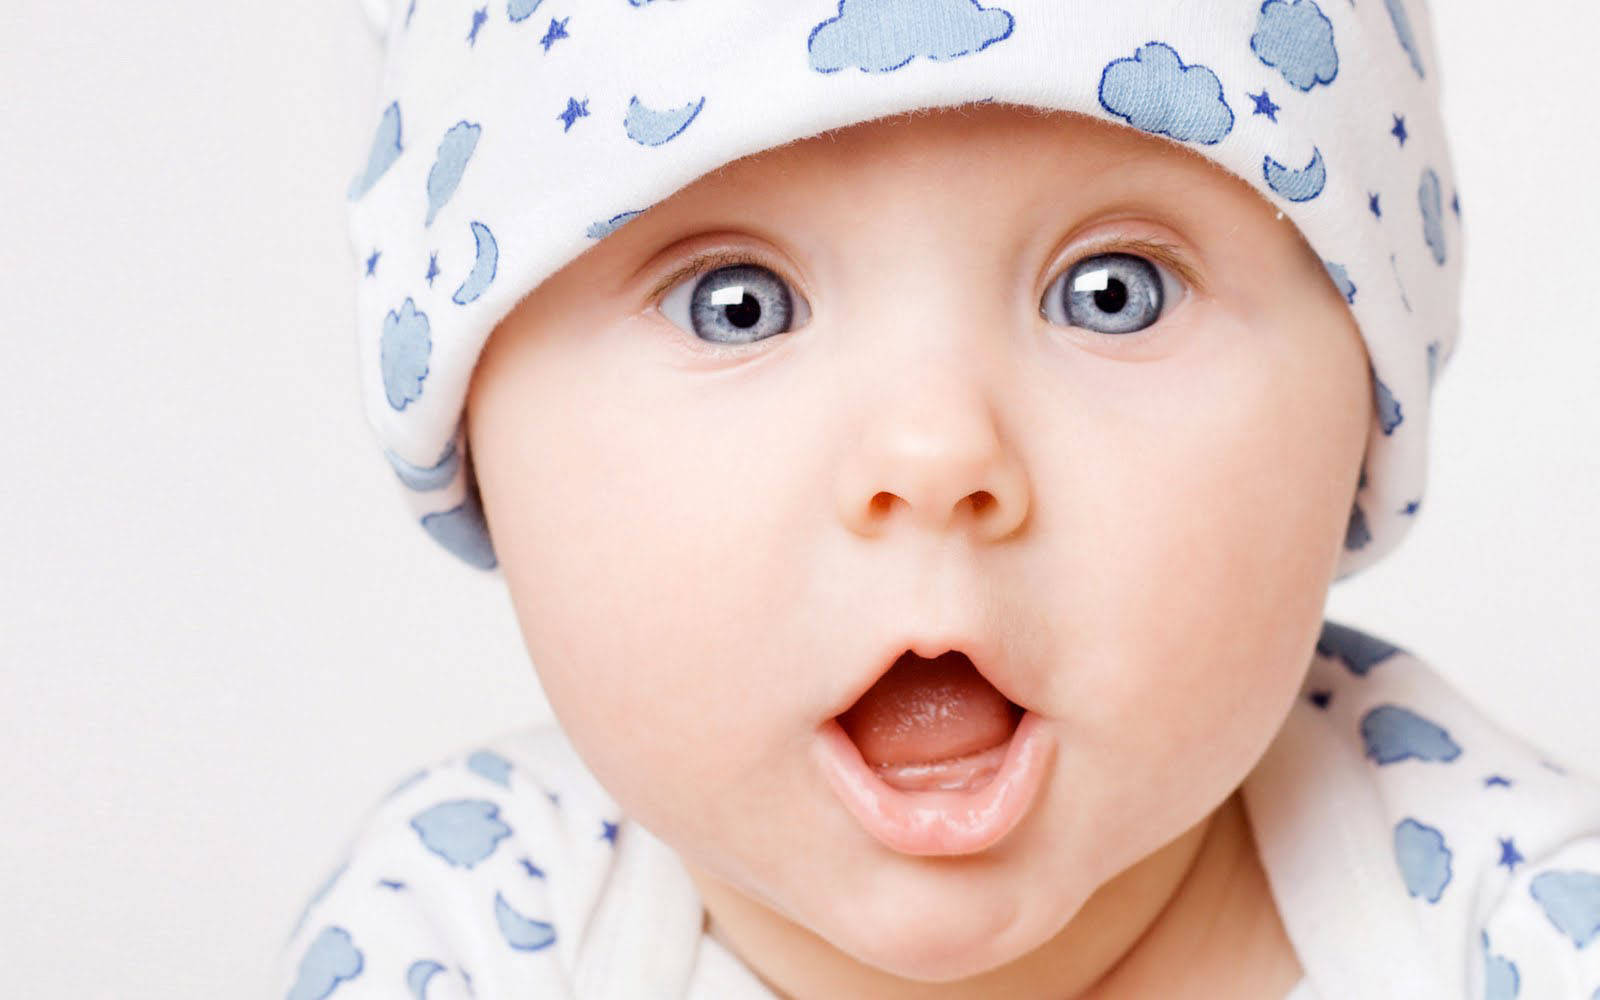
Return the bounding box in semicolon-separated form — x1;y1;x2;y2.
813;711;1055;857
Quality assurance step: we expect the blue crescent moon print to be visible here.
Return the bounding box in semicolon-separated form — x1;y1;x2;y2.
406;959;445;999
624;96;706;146
384;441;459;492
1383;0;1426;78
587;208;645;240
1419;167;1447;265
1263;146;1326;201
349;102;403;200
508;0;544;22
453;221;499;305
495;891;557;951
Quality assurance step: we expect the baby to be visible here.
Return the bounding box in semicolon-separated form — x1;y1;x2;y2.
280;2;1600;998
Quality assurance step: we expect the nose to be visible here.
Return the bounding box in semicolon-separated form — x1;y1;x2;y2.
835;364;1030;541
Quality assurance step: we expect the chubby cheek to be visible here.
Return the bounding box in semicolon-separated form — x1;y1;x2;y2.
1036;307;1367;857
480;356;825;857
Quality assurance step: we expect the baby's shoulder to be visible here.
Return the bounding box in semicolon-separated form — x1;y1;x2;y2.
274;723;627;999
1273;620;1600;998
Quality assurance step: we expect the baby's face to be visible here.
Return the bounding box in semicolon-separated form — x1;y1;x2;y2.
468;104;1368;983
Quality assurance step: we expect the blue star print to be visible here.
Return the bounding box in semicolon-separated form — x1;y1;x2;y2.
425;252;440;286
520;857;545;878
1248;88;1281;121
1451;191;1460;217
366;249;380;276
468;6;488;46
1498;837;1525;872
600;819;619;845
1369;192;1382;218
540;16;570;52
1484;775;1514;788
1391;113;1408;146
1401;499;1420;515
558;97;589;132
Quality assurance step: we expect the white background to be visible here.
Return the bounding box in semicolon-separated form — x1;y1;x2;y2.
2;1;1596;995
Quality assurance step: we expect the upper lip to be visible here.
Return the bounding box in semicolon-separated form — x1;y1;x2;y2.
826;624;1026;722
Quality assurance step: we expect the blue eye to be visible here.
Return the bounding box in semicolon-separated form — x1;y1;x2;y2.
658;262;811;348
1040;252;1177;336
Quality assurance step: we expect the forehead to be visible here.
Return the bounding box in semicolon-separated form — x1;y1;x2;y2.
530;100;1311;305
680;102;1253;212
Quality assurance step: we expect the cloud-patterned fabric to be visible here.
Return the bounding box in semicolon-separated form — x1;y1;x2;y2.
347;0;1464;578
276;619;1600;998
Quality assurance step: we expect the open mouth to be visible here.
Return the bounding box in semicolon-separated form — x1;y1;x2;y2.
836;649;1025;793
813;646;1054;856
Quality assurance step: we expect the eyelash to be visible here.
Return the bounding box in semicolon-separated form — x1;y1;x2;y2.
648;237;1200;359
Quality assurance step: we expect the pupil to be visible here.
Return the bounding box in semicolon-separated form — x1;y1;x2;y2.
1093;279;1128;314
725;290;760;329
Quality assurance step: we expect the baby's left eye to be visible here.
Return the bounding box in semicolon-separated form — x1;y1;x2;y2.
1039;252;1182;336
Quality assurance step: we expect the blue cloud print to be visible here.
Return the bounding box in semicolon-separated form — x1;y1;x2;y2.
349;101;403;200
1263;146;1325;201
1480;931;1520;1000
1345;501;1370;550
381;298;431;411
1251;0;1338;92
1315;621;1401;675
426;121;482;226
1395;817;1452;903
1361;704;1462;765
289;926;363;1000
1530;869;1600;948
807;0;1015;73
624;95;706;146
1419;167;1446;265
1374;369;1402;433
496;890;558;951
453;220;498;305
1384;0;1425;79
421;479;498;570
410;799;512;867
1099;42;1234;145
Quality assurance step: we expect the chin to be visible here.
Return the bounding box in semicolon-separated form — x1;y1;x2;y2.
808;874;1061;984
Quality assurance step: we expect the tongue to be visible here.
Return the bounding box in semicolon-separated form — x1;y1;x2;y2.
838;651;1021;769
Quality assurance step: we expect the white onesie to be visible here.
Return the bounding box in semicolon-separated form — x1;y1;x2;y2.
275;621;1600;999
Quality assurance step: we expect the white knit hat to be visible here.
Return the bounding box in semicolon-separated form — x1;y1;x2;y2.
347;0;1463;579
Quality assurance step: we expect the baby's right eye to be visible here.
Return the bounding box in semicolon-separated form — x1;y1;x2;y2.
658;260;812;352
